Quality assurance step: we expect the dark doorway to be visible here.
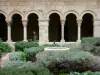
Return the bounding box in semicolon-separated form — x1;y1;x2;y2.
27;13;39;41
64;13;77;42
11;14;23;42
0;14;7;41
49;13;61;42
81;13;93;38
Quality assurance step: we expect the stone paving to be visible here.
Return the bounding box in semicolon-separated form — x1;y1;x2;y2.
0;53;10;68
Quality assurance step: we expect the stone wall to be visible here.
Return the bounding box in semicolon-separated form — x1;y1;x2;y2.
0;0;99;19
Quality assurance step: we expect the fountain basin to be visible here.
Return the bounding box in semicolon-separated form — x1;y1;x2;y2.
44;47;70;51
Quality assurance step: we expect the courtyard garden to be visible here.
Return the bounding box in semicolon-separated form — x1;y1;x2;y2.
1;37;100;75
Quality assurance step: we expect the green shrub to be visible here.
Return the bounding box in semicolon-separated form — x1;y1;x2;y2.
3;60;26;68
42;44;59;47
0;41;12;53
36;49;99;75
0;50;2;58
15;41;39;51
59;71;100;75
36;48;92;67
24;47;43;61
9;52;26;61
0;63;52;75
81;37;100;56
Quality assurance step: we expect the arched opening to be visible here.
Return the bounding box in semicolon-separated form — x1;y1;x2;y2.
64;13;77;42
27;13;39;41
49;13;61;42
0;14;7;41
81;13;93;38
11;14;23;42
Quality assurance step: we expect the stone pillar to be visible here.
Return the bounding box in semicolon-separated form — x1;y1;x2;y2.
94;19;100;37
61;19;65;42
22;20;28;41
77;19;82;42
6;20;12;42
39;19;49;44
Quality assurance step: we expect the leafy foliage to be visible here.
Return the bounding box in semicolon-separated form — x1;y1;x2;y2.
0;40;12;53
81;37;100;56
3;60;26;68
24;47;44;61
15;41;39;51
0;63;52;75
0;50;2;58
9;52;26;61
59;71;100;75
36;49;91;67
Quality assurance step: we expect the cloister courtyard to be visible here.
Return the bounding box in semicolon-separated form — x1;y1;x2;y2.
1;0;100;75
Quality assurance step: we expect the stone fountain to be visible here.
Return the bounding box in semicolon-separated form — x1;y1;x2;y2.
44;42;70;51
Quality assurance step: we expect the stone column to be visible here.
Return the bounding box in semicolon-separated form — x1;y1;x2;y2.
94;19;100;37
6;20;12;42
39;19;49;44
61;19;65;42
77;19;82;42
22;20;28;41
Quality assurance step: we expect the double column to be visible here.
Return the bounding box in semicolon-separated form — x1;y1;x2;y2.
61;19;65;42
77;19;82;42
22;20;28;41
6;20;12;42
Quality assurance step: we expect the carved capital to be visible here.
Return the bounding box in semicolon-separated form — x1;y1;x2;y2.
22;20;27;27
77;19;82;26
61;19;65;26
6;20;12;26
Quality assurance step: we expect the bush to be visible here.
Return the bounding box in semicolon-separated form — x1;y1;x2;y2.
24;47;44;62
81;37;100;56
3;60;26;68
47;51;93;75
9;52;26;61
0;50;2;58
0;40;12;53
36;48;91;67
0;63;52;75
36;49;100;75
36;50;69;67
42;44;59;47
15;41;39;51
59;71;100;75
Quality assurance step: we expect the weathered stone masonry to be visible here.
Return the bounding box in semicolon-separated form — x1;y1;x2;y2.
0;0;100;44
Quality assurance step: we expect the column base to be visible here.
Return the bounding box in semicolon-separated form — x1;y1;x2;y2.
77;40;81;43
60;39;65;42
6;40;12;43
23;40;28;42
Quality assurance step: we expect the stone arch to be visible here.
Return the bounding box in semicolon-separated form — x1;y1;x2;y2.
81;13;94;38
80;10;97;19
64;10;79;19
9;10;24;20
11;14;23;41
0;10;7;19
25;10;42;20
64;13;78;42
46;10;62;19
0;13;7;41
